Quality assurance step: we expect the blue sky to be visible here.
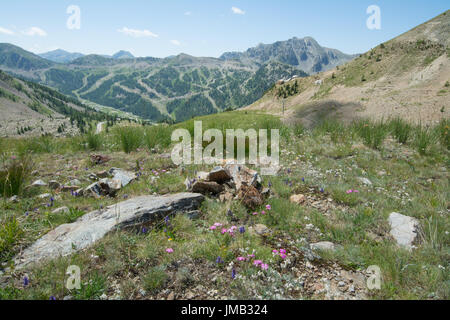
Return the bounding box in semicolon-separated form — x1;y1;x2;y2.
0;0;448;58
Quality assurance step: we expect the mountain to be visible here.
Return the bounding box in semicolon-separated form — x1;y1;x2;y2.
0;37;354;122
247;10;450;126
220;37;356;74
39;49;84;63
0;70;113;137
112;50;134;60
0;43;54;72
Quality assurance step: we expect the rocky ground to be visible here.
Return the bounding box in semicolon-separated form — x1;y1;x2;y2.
0;114;448;300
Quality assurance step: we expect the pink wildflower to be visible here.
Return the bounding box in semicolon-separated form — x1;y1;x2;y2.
272;250;279;254
261;211;266;215
237;257;246;262
280;254;287;259
279;249;286;254
209;226;217;230
266;205;272;210
253;260;263;266
261;264;269;270
166;248;174;253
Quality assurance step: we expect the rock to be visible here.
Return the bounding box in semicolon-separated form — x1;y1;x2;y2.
290;194;306;205
237;184;263;209
68;179;81;186
88;174;99;181
52;207;69;214
208;167;232;184
29;180;47;188
90;154;111;165
192;181;224;195
310;242;336;252
14;193;204;269
388;212;420;250
37;193;52;199
109;168;137;188
8;195;19;203
185;210;201;220
225;163;262;191
96;171;109;179
219;192;234;203
48;181;61;190
167;292;175;300
261;188;271;198
250;224;271;236
358;177;373;186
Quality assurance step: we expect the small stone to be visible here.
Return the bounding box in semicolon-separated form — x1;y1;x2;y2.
310;242;336;252
290;194;306;205
388;212;420;250
68;179;81;186
192;181;224;195
139;289;147;296
8;195;19;203
99;294;108;300
30;180;47;188
358;177;373;186
208;167;232;184
338;281;346;287
52;207;69;214
167;291;175;300
37;193;52;199
250;224;271;236
63;295;73;301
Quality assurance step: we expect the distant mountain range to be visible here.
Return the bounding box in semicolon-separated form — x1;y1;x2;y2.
38;49;135;63
0;37;355;122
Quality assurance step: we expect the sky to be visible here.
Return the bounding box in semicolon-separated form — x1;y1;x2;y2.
0;0;448;58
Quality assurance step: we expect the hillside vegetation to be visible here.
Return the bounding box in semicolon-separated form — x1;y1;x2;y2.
248;11;450;126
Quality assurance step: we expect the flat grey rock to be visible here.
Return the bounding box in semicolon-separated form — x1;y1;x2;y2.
310;241;336;251
14;193;204;269
388;212;420;250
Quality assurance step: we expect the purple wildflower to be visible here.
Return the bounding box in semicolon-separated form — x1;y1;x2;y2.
23;276;29;287
239;226;245;234
231;269;236;279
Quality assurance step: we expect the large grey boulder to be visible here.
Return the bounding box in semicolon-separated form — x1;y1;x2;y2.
388;212;420;250
14;193;204;269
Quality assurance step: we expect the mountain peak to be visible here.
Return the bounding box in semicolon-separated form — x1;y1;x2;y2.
112;50;134;59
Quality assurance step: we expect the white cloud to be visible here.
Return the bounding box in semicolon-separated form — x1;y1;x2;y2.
170;40;181;46
0;27;14;35
231;7;245;15
184;11;192;16
23;27;47;37
118;27;158;38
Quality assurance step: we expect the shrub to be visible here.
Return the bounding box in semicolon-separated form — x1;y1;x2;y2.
414;124;437;155
144;125;172;150
142;265;168;293
115;126;143;154
0;216;23;261
435;118;449;150
0;155;32;197
354;119;387;150
85;131;103;151
390;117;412;144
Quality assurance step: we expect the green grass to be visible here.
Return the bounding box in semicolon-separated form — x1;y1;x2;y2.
0;111;448;300
115;126;144;154
0;155;32;197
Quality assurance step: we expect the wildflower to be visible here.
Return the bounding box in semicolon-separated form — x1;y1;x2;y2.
268;181;272;188
209;225;217;230
166;248;174;253
239;226;245;234
320;188;324;193
280;254;287;259
266;205;272;210
230;226;238;232
247;254;255;258
168;238;173;242
237;257;246;262
49;296;56;300
142;227;148;234
272;250;279;254
252;212;258;216
261;264;269;270
216;256;224;264
123;194;129;199
302;178;305;182
253;260;263;266
227;209;233;217
23;276;29;287
346;190;353;194
11;155;17;160
232;269;236;279
221;228;228;234
279;249;286;254
164;216;170;224
214;222;223;227
261;211;266;215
